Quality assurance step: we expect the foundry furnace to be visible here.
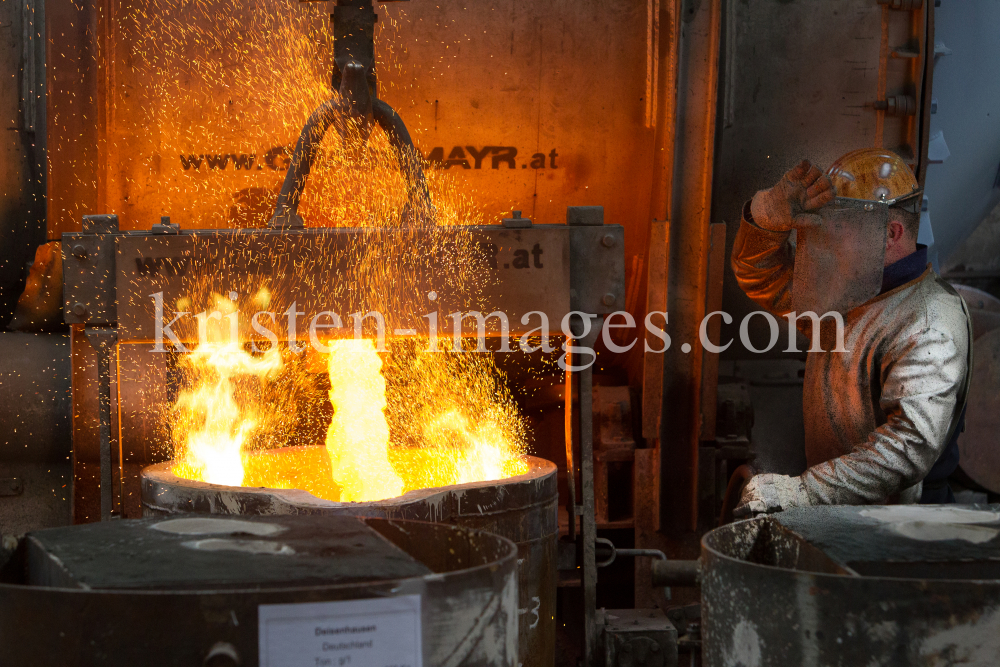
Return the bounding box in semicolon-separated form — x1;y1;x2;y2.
4;0;1000;665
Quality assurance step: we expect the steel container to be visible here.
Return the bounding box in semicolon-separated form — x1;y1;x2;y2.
701;506;1000;666
141;449;559;667
0;516;517;666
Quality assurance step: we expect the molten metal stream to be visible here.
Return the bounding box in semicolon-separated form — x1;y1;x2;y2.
324;339;403;501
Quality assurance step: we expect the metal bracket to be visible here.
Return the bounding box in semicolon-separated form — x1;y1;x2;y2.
601;608;679;667
63;214;119;325
502;210;532;228
152;216;180;235
84;326;119;521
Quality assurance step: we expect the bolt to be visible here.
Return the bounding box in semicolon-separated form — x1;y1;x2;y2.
72;303;88;318
651;642;660;653
602;293;616;307
601;234;615;248
72;244;88;260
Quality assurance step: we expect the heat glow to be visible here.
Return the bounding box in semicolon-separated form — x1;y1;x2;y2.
324;339;403;502
169;329;529;502
139;0;530;500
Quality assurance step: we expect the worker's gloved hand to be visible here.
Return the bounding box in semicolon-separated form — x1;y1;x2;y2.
750;159;835;232
733;473;811;518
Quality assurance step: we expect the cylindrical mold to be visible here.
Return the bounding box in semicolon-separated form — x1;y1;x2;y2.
142;449;558;667
0;517;517;666
701;515;1000;666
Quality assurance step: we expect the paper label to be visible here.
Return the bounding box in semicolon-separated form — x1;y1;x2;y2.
258;595;422;667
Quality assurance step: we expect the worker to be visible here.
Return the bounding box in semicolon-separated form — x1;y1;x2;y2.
732;149;972;515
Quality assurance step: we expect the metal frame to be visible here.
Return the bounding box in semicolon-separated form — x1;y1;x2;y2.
62;209;624;667
832;190;923;214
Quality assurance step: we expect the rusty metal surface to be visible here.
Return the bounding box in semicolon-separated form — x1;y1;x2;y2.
658;0;721;533
106;224;625;341
141;452;558;667
702;508;1000;667
641;0;681;436
45;0;664;348
642;218;669;441
700;222;727;441
577;327;599;665
0;516;518;666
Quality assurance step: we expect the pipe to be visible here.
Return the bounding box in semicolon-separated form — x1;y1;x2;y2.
593;537;700;587
650;558;701;587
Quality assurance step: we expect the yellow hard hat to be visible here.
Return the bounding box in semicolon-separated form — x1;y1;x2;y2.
826;148;922;213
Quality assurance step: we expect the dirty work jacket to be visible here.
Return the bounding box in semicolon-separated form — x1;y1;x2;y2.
730;202;972;505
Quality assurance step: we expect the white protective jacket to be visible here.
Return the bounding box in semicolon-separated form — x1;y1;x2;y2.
731;212;972;504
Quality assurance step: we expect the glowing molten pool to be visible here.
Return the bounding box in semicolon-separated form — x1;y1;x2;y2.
172;445;530;503
166;306;529;502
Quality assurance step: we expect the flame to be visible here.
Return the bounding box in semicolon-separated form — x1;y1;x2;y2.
170;340;283;486
424;411;508;484
324;339;403;502
169;334;529;502
169;293;284;486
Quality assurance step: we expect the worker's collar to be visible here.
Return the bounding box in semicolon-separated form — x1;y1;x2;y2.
880;244;928;294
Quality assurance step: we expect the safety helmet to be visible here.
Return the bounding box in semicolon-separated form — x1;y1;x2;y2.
826;148;922;214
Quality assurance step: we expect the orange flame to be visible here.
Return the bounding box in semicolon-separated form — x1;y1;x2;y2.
170;334;529;500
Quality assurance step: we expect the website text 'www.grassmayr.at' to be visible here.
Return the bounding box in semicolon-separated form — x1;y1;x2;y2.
149;292;848;371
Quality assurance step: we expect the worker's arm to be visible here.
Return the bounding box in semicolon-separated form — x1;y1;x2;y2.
800;326;966;504
730;206;795;316
730;160;835;316
736;325;968;514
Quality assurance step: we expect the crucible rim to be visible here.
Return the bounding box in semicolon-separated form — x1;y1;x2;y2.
142;447;557;510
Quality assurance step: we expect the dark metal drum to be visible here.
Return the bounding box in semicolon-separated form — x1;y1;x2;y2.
142;449;559;667
0;515;517;667
701;505;1000;667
